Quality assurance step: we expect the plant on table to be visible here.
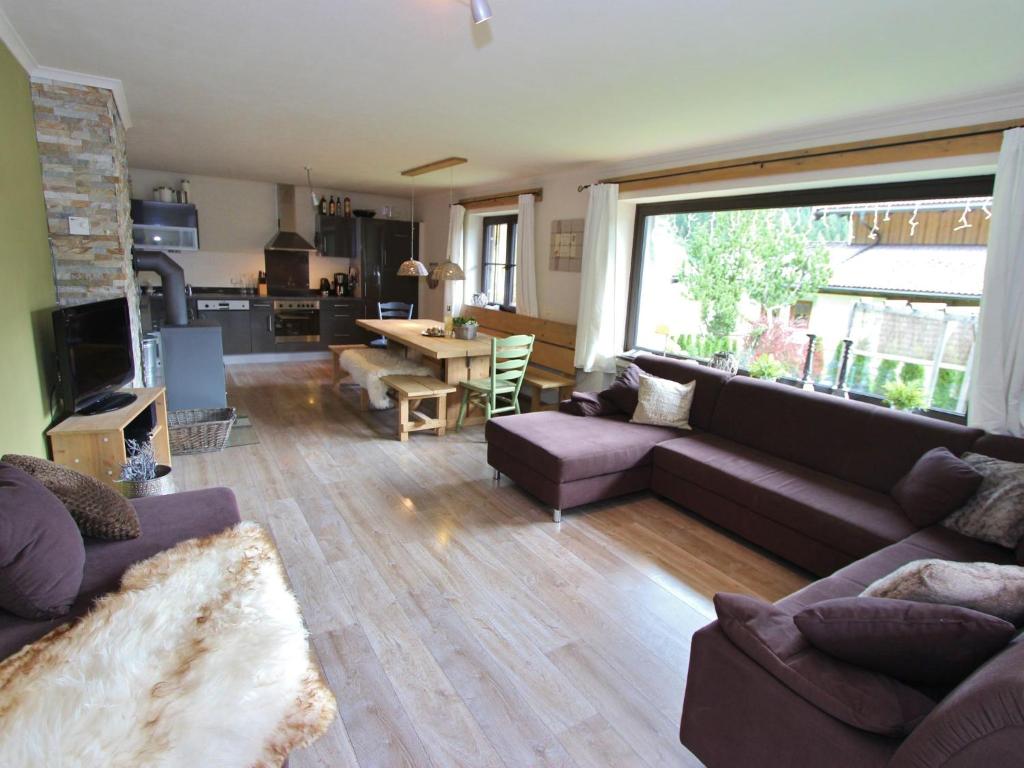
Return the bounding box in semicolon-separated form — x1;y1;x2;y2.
883;380;925;412
452;316;479;327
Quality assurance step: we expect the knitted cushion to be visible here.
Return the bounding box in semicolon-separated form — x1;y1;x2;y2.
2;455;140;540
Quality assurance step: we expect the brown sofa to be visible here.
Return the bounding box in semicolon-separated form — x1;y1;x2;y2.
484;353;1024;766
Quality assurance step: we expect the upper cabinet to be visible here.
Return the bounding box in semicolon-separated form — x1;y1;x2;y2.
131;199;200;252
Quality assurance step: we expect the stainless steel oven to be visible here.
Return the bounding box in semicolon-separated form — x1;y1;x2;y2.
272;299;320;344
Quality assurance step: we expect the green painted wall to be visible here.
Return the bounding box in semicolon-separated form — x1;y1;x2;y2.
0;42;56;456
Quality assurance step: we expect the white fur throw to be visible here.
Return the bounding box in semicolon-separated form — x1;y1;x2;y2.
339;347;431;409
0;523;336;767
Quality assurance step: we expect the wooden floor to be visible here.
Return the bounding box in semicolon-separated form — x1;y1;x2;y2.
172;361;809;768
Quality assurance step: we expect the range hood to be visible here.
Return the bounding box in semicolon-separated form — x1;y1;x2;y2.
265;184;315;252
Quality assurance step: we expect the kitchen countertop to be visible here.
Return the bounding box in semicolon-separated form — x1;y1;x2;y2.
142;288;363;302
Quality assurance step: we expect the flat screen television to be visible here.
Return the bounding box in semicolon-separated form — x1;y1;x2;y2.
53;297;137;415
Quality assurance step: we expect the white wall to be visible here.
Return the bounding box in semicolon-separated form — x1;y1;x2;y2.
128;168;410;289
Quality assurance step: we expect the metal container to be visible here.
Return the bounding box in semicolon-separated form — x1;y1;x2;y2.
117;465;174;498
454;324;478;340
141;333;161;387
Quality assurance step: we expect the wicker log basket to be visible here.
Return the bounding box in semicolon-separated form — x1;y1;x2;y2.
168;408;237;455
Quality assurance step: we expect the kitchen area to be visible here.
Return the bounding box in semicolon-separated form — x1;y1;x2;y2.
133;170;420;360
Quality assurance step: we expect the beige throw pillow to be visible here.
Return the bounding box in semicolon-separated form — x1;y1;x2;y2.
942;452;1024;549
861;559;1024;624
630;373;695;430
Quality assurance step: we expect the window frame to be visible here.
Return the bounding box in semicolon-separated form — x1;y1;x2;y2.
480;214;519;311
625;174;995;351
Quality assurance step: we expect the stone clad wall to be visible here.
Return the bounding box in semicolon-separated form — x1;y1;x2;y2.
30;78;141;382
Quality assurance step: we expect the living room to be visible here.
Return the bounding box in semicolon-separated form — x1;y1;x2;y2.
2;1;1024;766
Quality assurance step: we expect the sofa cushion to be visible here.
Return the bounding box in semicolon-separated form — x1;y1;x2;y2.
654;433;916;559
485;411;686;484
942;452;1024;549
600;364;642;416
0;487;241;661
633;354;731;431
778;526;1015;615
708;377;983;494
0;464;85;620
891;447;983;527
794;597;1014;686
631;373;695;430
714;593;935;736
862;559;1024;625
558;391;617;417
3;454;141;540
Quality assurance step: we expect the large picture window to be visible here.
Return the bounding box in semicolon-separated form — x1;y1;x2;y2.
481;214;518;310
626;176;994;416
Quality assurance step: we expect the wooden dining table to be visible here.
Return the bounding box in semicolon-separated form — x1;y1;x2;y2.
356;318;493;428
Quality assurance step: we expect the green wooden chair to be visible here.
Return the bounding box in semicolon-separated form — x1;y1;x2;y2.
456;334;535;431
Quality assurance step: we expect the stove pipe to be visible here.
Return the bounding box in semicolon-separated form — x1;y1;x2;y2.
132;251;188;326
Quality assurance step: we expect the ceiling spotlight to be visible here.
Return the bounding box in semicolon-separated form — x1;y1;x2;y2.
471;0;492;24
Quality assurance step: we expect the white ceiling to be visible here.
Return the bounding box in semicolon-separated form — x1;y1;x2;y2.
5;0;1024;195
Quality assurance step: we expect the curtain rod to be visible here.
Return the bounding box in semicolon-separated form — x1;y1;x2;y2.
576;121;1022;193
458;187;543;207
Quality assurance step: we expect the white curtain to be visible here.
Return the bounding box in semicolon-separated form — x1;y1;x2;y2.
574;183;623;373
443;203;466;315
514;194;539;316
969;128;1024;436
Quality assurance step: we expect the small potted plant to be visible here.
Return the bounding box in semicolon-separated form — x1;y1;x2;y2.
117;439;174;498
882;380;925;412
748;354;786;381
452;316;479;340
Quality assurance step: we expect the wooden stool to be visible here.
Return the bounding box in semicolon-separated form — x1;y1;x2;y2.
381;375;457;442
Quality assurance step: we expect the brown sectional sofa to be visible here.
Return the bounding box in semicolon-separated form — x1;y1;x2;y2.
484;353;1024;766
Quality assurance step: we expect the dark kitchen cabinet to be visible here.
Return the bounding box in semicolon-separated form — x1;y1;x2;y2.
196;307;252;354
249;300;276;353
316;215;358;259
320;298;366;345
366;220;419;310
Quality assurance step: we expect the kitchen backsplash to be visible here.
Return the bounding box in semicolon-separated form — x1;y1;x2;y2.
129;167;409;290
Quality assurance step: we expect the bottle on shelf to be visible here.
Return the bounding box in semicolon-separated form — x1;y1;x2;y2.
318;195;327;216
444;304;454;337
343;196;352;217
328;196;337;216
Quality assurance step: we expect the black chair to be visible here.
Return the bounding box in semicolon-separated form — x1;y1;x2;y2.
369;301;414;348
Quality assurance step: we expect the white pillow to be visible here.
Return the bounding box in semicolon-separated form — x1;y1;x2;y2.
630;373;695;430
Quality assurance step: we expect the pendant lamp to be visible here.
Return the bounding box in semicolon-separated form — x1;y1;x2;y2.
397;176;429;277
431;168;466;282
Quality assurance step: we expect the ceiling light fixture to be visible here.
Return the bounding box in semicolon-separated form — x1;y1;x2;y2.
471;0;493;24
431;167;465;282
397;176;429;277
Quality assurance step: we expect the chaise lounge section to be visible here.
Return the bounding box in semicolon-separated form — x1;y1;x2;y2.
484;353;1024;765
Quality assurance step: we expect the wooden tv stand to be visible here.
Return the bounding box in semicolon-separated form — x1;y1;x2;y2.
47;387;172;487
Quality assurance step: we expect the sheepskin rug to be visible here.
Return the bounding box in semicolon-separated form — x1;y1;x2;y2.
0;523;336;768
339;347;431;409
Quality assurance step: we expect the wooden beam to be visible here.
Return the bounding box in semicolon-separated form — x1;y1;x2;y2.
459;188;543;210
594;120;1021;194
401;157;468;177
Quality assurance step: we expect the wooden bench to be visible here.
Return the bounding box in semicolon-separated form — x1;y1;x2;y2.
460;307;577;411
381;375;457;441
329;343;369;387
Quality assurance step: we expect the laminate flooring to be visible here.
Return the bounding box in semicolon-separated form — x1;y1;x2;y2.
171;361;809;768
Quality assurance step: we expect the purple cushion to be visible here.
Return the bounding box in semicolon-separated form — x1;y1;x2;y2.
0;463;85;619
558;391;617;417
0;487;241;660
714;592;935;736
891;447;983;526
795;597;1014;686
600;364;641;415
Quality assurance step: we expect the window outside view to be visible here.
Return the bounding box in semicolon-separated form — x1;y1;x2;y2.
632;191;991;415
